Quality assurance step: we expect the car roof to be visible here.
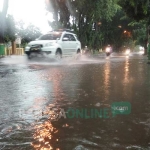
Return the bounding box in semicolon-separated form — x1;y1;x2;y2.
48;29;75;34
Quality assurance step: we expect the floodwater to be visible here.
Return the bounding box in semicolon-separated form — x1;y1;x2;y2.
0;54;150;150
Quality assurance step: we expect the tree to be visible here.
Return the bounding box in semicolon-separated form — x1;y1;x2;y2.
46;0;121;49
119;0;150;53
45;0;70;29
46;0;148;51
70;0;121;49
16;22;42;47
128;21;147;46
4;15;16;43
0;0;9;43
119;0;150;21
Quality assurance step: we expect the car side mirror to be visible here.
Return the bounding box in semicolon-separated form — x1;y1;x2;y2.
62;37;69;41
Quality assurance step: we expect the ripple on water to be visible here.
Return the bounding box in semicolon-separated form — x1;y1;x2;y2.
0;121;34;150
126;145;146;150
73;145;88;150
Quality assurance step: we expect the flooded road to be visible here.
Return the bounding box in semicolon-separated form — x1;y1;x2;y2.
0;54;150;150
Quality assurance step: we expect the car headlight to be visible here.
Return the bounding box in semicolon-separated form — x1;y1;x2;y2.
44;43;55;47
26;43;31;47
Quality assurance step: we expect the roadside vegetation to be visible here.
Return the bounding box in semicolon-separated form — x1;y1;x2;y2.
0;0;150;52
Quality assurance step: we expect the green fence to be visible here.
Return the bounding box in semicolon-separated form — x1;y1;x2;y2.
0;44;5;55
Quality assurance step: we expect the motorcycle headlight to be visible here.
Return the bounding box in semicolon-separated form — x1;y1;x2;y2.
125;50;130;54
106;48;110;52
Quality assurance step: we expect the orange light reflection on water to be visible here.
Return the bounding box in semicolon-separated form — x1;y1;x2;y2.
32;68;65;150
103;62;110;100
124;57;129;84
32;121;59;150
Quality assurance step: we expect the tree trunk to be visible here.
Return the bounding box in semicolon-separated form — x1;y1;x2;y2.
12;41;16;55
145;21;150;55
78;13;81;41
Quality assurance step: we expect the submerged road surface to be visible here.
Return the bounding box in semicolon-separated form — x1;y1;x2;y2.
0;54;150;150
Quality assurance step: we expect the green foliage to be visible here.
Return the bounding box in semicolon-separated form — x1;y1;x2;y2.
119;0;150;22
0;0;148;51
16;21;42;46
45;0;150;50
4;15;16;43
46;0;124;50
119;0;150;52
131;21;147;46
0;0;9;43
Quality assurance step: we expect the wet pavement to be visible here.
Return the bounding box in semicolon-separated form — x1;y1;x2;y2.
0;53;150;150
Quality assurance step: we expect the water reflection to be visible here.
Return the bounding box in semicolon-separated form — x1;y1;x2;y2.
124;57;129;85
32;68;65;150
123;57;132;99
103;61;110;101
32;121;57;150
48;69;64;102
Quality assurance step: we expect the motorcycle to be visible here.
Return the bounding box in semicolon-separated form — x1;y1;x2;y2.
82;46;91;56
125;48;130;56
105;46;112;56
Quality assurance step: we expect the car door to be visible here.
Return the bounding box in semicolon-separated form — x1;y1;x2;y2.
68;34;77;54
61;34;71;55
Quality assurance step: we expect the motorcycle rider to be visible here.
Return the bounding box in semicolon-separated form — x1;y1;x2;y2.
124;47;131;56
83;46;91;56
105;45;112;56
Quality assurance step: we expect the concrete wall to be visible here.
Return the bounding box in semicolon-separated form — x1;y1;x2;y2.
5;47;24;55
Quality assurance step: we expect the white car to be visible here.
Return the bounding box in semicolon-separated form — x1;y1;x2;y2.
25;29;81;59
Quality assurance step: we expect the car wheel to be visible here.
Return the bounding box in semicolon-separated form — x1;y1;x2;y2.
76;49;81;60
27;54;31;59
55;49;62;60
77;49;80;54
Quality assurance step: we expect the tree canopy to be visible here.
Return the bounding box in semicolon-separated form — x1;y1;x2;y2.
44;0;150;51
0;0;149;51
15;21;42;47
46;0;135;50
119;0;150;22
0;0;9;43
46;0;122;49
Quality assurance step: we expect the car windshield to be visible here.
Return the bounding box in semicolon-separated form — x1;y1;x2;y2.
38;32;62;40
